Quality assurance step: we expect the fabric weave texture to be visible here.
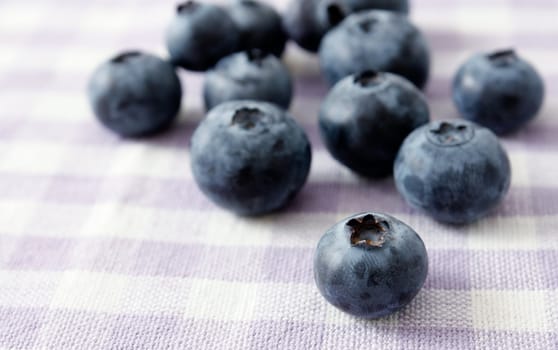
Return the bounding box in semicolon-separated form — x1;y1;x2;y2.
0;0;557;349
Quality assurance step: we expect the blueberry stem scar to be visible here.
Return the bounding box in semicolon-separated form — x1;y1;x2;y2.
247;49;267;65
428;122;473;146
354;70;383;87
488;49;517;66
177;1;198;13
347;214;389;247
111;51;141;63
231;107;263;129
240;0;258;6
358;18;377;32
327;4;345;27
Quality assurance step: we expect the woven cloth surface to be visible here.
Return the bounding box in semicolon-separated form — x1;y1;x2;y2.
1;0;558;349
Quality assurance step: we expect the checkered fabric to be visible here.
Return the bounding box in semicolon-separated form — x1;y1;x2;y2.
1;0;557;349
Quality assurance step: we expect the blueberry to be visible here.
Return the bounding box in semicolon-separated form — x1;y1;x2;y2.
227;0;287;57
319;10;430;88
190;101;311;216
87;50;182;137
203;50;293;111
453;49;545;135
283;0;409;52
314;212;428;319
282;0;323;52
319;71;430;178
394;120;511;225
165;1;240;71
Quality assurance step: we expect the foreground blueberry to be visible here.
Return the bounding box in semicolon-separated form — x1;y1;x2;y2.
314;212;428;319
319;10;429;88
190;101;311;216
166;1;240;71
394;120;511;224
283;0;409;52
319;71;429;178
87;51;182;137
203;50;293;111
453;49;545;135
227;0;287;57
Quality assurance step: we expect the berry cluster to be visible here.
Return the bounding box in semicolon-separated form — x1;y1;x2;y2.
87;0;545;321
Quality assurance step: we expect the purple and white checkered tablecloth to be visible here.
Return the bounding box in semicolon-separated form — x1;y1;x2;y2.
1;0;557;349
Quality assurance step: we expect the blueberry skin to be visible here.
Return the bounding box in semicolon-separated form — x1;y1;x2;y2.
319;10;430;88
453;49;545;135
319;71;430;178
203;50;293;111
87;51;182;137
314;212;428;319
227;0;287;57
165;1;240;71
394;120;511;225
190;101;311;216
283;0;409;52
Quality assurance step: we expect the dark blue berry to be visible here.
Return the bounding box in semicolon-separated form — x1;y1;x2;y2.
283;0;409;52
190;101;311;216
87;50;182;137
453;49;545;135
394;120;511;224
319;10;430;88
166;1;240;71
314;212;428;319
228;0;287;57
319;71;429;178
203;50;293;111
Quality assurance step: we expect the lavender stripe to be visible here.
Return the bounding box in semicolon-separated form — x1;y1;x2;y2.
539;250;558;289
0;0;556;9
3;28;556;54
425;76;558;100
2;68;558;100
0;307;47;349
2;114;558;153
3;236;314;284
0;173;557;216
1;307;556;350
473;330;558;350
425;249;472;290
3;235;557;289
425;31;558;51
396;328;475;350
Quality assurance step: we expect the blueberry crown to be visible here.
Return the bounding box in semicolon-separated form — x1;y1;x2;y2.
246;49;269;66
111;51;141;63
354;70;384;87
427;122;474;147
240;0;259;7
358;18;378;32
326;4;346;27
177;1;199;13
231;107;264;129
347;214;390;248
487;49;518;66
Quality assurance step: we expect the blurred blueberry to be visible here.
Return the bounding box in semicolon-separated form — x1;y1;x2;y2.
228;0;287;57
165;1;240;71
204;50;293;111
394;120;511;225
319;10;430;88
319;71;430;178
87;50;182;137
314;212;428;319
453;49;545;135
190;101;311;216
283;0;409;52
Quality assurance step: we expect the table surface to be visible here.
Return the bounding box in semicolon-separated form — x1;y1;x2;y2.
1;0;557;349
